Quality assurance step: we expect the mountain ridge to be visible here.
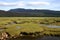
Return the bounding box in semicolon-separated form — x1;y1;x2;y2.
0;8;60;17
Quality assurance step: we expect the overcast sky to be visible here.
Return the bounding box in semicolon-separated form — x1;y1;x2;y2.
0;0;60;11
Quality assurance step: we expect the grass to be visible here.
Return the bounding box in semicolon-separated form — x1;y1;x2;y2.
0;17;60;36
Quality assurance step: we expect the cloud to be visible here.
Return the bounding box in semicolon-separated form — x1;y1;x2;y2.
0;1;50;7
0;1;25;7
0;0;60;11
0;2;16;6
28;2;50;6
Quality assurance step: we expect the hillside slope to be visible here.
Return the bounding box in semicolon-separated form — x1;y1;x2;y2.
0;8;60;17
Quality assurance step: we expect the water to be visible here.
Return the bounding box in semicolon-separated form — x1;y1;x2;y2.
16;26;21;29
0;29;4;31
47;25;60;28
37;36;60;40
0;28;6;32
10;36;60;40
40;24;60;28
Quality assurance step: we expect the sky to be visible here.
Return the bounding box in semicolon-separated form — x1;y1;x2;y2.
0;0;60;11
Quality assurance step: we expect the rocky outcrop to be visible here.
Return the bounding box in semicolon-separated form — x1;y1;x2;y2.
0;32;11;40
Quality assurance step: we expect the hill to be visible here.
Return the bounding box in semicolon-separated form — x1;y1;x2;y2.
0;8;60;17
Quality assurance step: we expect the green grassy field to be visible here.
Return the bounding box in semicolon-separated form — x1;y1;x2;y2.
0;17;60;36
